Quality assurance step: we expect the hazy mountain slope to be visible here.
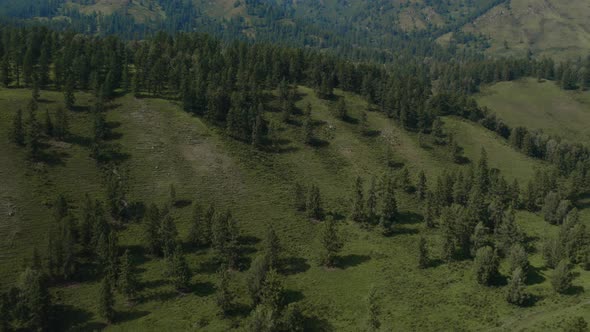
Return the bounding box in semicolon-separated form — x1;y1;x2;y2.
465;0;590;59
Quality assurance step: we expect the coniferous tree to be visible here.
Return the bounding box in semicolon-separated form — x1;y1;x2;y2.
99;276;115;324
418;237;429;269
542;192;561;224
562;317;588;332
508;243;529;276
320;217;343;267
350;177;365;223
306;185;323;221
336;98;347;120
43;109;53;137
379;176;397;235
186;203;204;247
144;204;161;256
473;246;499;286
551;259;573;294
168;245;192;292
416;170;428;200
294;183;307;212
9;109;25;145
366;177;377;223
159;212;178;258
16;268;51;331
25;102;42;160
252;114;265;149
54;107;69;140
302;114;314;145
216;267;234;317
63;76;76;110
169;183;176;207
248;254;271;305
506;267;528;306
264;225;281;268
366;286;380;331
118;249;139;300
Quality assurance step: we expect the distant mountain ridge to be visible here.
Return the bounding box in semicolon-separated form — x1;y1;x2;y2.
1;0;589;59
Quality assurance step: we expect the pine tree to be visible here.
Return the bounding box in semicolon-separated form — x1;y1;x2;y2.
508;243;529;276
335;99;347;120
473;246;499;286
320;217;343;267
416;170;428;200
168;245;192;292
398;166;412;192
260;268;283;312
302;115;314;145
54;107;69;140
117;250;138;301
43;109;53;137
264;225;281;268
9;109;25;145
186;203;204;247
252;113;265;148
159;212;178;258
99;276;115;324
477;148;490;194
247;254;271;305
379;176;397;235
16;267;51;330
216;267;234;316
350;176;365;222
144;204;161;255
25;103;42;160
551;259;573;294
169;183;176;208
506;267;528;306
63;76;76;110
366;177;377;223
294;183;307;212
306;185;323;220
366;286;380;331
418;237;429;269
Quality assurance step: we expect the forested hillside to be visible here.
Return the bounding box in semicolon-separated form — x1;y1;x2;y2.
2;0;589;60
0;24;589;331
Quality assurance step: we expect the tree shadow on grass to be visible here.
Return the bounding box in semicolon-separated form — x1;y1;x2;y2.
140;290;179;303
335;254;371;269
116;310;150;323
564;285;584;295
304;315;334;332
527;266;546;285
52;304;98;331
283;289;305;305
362;129;381;138
192;281;216;297
309;138;330;148
173;199;192;209
197;258;220;274
280;257;310;275
398;211;423;225
38;149;68;166
66;134;92;147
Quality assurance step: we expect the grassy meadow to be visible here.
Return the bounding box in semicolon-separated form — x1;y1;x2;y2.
0;85;589;331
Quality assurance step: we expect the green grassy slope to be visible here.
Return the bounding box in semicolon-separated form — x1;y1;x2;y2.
476;78;590;144
0;87;589;330
464;0;590;59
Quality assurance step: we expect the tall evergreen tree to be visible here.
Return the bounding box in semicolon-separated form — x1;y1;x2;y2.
506;267;528;306
418;237;429;269
168;245;192;292
379;176;397;235
320;217;343;267
9;109;25;145
118;249;139;300
366;286;380;332
473;246;499;286
54;107;69;140
350;177;365;223
99;276;115;324
551;259;573;294
306;185;323;221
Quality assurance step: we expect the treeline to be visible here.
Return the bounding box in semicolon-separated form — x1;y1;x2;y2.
3;26;590;181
